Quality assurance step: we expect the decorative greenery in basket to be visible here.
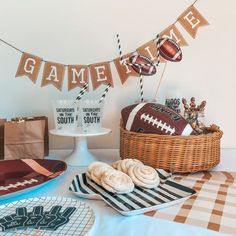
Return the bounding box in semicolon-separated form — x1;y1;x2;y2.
182;97;208;135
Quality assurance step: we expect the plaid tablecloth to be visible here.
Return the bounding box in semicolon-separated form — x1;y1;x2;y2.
145;171;236;235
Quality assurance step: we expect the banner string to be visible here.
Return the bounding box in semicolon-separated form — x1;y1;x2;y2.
192;0;198;6
173;0;198;26
0;0;199;66
0;38;23;53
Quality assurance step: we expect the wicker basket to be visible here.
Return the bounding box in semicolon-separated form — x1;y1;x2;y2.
120;126;223;173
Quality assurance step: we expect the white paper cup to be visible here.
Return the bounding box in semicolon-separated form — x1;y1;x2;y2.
80;99;104;132
52;100;79;130
165;98;181;114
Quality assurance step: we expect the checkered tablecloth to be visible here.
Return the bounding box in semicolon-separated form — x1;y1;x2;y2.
145;171;236;235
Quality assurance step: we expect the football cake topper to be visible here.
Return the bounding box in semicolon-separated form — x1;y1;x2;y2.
158;38;182;62
127;34;162;76
129;55;157;76
116;33;164;102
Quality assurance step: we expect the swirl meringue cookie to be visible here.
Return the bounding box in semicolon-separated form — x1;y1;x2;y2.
119;159;143;174
101;169;134;194
112;159;143;174
128;164;160;189
86;162;113;185
111;160;123;171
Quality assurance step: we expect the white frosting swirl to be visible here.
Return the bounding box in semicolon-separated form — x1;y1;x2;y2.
128;165;160;189
86;162;113;185
101;169;134;194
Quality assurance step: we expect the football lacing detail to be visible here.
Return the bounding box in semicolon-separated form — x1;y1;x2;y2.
140;113;175;135
0;178;38;191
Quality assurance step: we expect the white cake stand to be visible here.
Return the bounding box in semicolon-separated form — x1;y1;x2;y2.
50;128;111;166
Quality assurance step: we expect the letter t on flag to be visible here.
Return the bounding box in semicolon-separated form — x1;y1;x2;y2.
178;6;209;39
114;53;139;84
15;53;42;83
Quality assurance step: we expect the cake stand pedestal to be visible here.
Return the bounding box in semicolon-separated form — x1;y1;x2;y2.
50;128;111;166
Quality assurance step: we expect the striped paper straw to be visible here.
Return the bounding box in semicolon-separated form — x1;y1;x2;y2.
116;34;154;68
138;67;144;102
116;33;162;68
99;84;111;103
76;83;88;100
127;34;162;68
156;34;161;66
116;33;163;103
116;34;124;65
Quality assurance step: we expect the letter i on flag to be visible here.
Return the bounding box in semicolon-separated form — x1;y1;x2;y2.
15;53;42;83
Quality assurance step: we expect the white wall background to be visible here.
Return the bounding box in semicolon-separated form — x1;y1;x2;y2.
0;0;235;150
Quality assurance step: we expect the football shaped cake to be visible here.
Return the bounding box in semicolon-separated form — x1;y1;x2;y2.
121;103;192;136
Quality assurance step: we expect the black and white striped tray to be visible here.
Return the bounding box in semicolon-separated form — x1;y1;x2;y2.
69;170;196;216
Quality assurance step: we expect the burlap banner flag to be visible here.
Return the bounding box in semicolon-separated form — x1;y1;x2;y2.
114;53;139;84
160;25;188;47
41;62;65;91
136;40;165;63
137;40;158;62
90;62;113;90
15;53;42;83
68;65;89;91
178;6;209;39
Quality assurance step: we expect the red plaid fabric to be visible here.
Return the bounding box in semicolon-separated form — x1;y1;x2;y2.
145;171;236;235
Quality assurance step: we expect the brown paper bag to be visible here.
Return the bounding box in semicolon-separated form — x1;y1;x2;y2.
4;119;45;160
11;116;49;156
0;119;6;160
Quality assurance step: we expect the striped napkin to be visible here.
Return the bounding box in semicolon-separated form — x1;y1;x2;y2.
145;171;236;235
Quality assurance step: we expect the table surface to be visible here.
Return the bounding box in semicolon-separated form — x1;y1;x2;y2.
50;128;111;137
0;150;227;236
